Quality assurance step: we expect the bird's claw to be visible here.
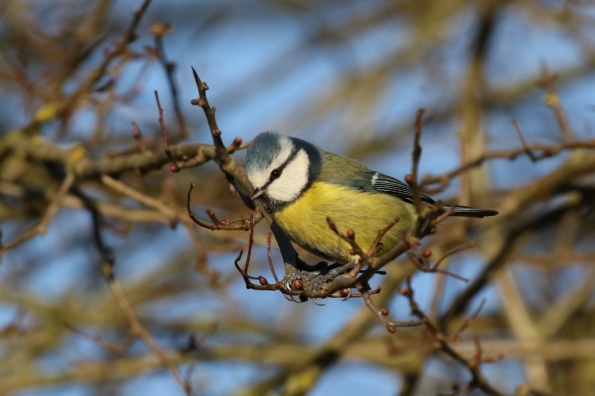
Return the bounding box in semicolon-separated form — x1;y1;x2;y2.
281;263;358;304
311;298;325;306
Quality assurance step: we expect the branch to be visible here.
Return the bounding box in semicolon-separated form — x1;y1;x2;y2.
75;187;195;396
407;108;425;214
401;279;502;396
539;65;575;142
1;170;75;253
22;0;154;135
152;22;188;138
233;217;285;292
421;138;595;192
0;133;224;179
439;198;587;327
186;183;262;231
190;67;254;203
155;90;181;172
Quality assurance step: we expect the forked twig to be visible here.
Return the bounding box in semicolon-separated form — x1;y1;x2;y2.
362;291;426;332
400;277;501;395
189;67;254;200
326;216;399;278
152;22;187;137
234;217;283;292
186;183;261;231
420;137;595;192
405;242;473;282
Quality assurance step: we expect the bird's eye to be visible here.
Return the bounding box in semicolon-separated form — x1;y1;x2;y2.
270;169;281;180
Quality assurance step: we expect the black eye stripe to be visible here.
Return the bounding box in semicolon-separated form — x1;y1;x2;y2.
273;150;300;177
262;148;301;189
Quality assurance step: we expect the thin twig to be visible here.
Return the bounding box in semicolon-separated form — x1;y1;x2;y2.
131;121;147;152
155;90;180;172
64;323;137;356
421;138;595;192
22;0;153;135
326;216;399;278
433;242;475;270
539;65;575;142
152;22;187;138
186;183;261;231
190;68;254;199
101;174;178;225
408;108;426;214
453;299;486;339
512;119;537;161
233;217;283;292
1;170;75;252
406;251;469;282
267;232;281;283
190;68;224;151
401;278;502;395
362;291;426;332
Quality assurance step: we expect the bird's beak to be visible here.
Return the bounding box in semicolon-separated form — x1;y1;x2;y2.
251;188;264;200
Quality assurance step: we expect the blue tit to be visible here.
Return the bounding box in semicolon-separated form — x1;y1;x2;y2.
245;131;497;264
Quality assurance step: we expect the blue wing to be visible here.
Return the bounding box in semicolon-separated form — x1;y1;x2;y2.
363;171;498;218
365;171;436;205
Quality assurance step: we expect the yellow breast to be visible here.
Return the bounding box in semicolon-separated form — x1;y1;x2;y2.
272;181;417;263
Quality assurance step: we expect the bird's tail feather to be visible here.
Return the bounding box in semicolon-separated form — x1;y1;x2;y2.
443;205;498;218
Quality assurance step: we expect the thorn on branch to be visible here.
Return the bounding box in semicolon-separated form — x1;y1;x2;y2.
190;67;224;150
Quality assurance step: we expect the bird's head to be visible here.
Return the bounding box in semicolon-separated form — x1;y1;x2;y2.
246;131;321;210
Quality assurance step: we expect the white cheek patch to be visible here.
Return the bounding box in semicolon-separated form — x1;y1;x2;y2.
267;149;310;202
248;136;294;189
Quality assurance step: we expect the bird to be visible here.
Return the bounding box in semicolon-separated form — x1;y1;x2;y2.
245;131;498;264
